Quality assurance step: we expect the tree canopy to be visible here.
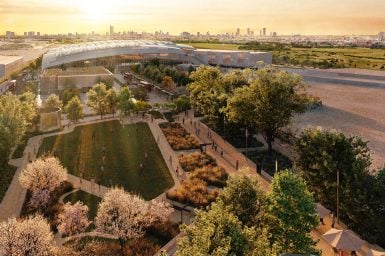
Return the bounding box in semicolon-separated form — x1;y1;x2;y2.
264;170;319;254
226;68;309;154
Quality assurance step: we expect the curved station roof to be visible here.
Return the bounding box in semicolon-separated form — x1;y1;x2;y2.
42;40;194;69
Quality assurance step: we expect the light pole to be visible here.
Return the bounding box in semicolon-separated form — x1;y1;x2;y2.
336;170;340;224
245;128;248;159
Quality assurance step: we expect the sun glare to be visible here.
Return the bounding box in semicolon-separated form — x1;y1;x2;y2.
78;0;110;22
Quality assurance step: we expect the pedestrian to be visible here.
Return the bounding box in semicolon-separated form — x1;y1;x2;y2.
151;116;153;122
140;163;143;169
190;119;192;125
145;152;148;158
182;118;185;124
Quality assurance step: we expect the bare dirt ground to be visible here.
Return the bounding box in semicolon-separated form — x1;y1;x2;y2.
291;82;385;170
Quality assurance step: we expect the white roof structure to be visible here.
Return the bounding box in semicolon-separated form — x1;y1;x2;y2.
42;40;194;69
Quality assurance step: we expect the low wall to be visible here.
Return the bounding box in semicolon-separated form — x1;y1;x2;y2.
39;108;61;132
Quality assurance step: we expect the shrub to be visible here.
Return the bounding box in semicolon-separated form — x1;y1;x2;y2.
166;178;219;207
190;165;228;187
160;122;199;150
178;152;216;172
148;110;163;119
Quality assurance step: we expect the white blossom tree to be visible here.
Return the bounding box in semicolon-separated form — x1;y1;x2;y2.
0;218;19;256
0;215;55;256
29;189;51;209
58;201;90;236
95;187;149;256
19;156;68;209
147;199;174;225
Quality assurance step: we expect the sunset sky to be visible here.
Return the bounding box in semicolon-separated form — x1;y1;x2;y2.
1;0;385;35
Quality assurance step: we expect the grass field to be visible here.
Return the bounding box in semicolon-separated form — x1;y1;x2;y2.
38;121;174;200
64;190;101;220
274;47;385;70
183;42;385;70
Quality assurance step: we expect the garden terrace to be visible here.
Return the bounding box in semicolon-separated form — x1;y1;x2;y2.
159;122;200;150
38;120;174;200
178;152;216;172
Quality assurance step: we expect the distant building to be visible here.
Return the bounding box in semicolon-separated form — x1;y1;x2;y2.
41;40;272;72
181;32;190;38
247;28;250;36
236;28;240;37
379;32;385;41
263;27;266;36
110;25;114;37
37;32;40;37
0;55;24;80
27;31;35;38
272;32;277;37
5;31;15;40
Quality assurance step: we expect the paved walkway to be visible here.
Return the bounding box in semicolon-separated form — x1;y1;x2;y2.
173;109;380;256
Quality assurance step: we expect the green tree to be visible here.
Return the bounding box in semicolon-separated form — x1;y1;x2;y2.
264;170;318;254
0;93;27;163
106;89;117;117
87;83;108;119
294;129;384;246
226;68;309;154
43;94;63;111
187;66;247;129
176;202;256;256
218;171;265;227
134;100;151;113
117;87;135;116
173;95;190;112
64;96;83;123
23;81;37;94
162;76;174;91
18;91;38;127
60;86;80;106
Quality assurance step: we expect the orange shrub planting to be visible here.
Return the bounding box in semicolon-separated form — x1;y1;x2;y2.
189;165;228;187
178;152;216;172
166;178;219;207
159;122;200;150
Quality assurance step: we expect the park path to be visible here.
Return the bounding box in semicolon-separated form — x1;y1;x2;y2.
0;113;182;222
168;109;378;256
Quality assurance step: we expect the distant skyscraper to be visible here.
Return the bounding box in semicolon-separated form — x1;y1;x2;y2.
236;28;240;36
247;28;250;36
5;31;15;40
263;27;266;36
110;25;114;37
379;32;385;41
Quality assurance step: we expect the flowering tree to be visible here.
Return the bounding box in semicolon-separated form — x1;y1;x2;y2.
95;187;150;256
0;215;55;256
147;199;174;225
58;201;90;236
19;157;68;209
29;189;51;209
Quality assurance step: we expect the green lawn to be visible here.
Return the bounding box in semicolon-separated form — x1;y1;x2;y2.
64;190;101;220
273;47;385;70
38;121;174;200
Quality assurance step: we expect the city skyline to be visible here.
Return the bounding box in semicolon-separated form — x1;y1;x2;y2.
1;0;385;36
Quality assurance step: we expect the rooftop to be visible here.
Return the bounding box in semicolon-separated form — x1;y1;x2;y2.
0;55;23;65
42;66;112;77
